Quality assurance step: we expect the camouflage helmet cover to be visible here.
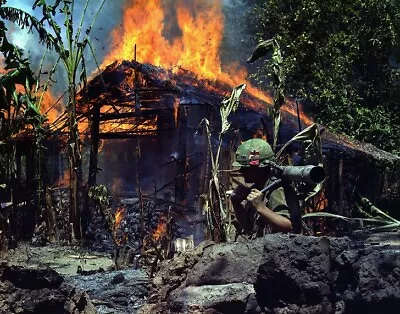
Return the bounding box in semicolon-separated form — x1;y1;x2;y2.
232;138;274;167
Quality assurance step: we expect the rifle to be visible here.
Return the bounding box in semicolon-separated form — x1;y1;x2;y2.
230;163;326;234
260;162;326;192
259;162;326;234
231;163;326;194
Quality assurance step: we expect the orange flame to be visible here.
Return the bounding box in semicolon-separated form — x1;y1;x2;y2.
54;167;70;187
153;215;167;241
101;0;313;125
111;177;123;195
114;206;125;229
1;27;61;128
40;91;63;124
102;0;223;80
314;190;329;211
1;54;63;125
0;56;6;74
113;206;128;246
305;190;329;213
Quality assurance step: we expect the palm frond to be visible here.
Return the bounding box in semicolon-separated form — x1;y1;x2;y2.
81;0;107;42
75;0;91;43
369;223;400;232
302;212;351;220
0;6;57;50
220;83;246;134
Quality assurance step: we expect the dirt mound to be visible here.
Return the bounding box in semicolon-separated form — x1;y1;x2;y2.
139;233;400;313
0;264;96;314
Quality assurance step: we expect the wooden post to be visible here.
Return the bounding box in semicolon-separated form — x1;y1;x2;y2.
45;187;60;242
200;105;213;196
133;44;145;247
137;137;146;250
134;44;141;111
175;105;188;202
15;150;21;189
88;104;100;188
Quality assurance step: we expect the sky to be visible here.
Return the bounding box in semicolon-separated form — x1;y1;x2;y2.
4;0;125;94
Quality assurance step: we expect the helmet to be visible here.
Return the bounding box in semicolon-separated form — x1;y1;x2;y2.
232;138;274;167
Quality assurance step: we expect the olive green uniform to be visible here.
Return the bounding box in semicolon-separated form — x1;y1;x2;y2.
266;187;288;212
240;180;289;239
231;138;290;237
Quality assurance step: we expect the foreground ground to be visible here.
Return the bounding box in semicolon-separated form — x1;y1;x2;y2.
1;231;400;313
1;244;149;313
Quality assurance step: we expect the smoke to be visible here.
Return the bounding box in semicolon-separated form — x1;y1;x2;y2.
161;0;182;41
221;0;253;61
4;0;125;94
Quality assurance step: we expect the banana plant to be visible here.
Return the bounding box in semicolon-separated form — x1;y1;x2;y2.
276;194;400;235
1;20;36;197
248;39;285;150
0;17;53;248
1;0;106;240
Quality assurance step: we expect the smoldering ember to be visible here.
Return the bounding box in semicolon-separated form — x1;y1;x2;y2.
1;1;400;314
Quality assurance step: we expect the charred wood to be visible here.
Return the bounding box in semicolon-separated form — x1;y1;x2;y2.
45;187;60;242
88;102;100;188
98;109;161;121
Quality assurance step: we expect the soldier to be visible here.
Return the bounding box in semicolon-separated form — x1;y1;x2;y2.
230;138;292;236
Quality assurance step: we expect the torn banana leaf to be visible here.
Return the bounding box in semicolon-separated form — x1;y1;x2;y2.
276;123;324;200
247;39;275;64
220;83;246;134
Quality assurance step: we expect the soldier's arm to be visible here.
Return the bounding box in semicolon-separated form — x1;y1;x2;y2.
247;189;292;233
230;185;253;233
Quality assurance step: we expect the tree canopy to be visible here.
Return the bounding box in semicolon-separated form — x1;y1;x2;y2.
246;0;400;154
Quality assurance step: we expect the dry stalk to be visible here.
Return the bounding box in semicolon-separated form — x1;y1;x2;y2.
199;84;246;242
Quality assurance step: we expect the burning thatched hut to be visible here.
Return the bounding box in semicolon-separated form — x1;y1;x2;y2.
71;60;400;238
5;59;399;246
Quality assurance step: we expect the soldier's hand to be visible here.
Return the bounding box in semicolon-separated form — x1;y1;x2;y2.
246;189;264;210
231;184;251;202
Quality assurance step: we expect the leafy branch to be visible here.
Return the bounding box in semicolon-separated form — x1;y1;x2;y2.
248;39;285;149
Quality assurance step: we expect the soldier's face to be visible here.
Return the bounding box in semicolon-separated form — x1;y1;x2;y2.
240;166;271;184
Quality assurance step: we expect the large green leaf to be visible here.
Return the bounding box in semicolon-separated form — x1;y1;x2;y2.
247;39;275;64
276;123;324;200
220;83;246;134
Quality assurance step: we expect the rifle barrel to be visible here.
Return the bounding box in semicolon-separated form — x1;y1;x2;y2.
280;165;326;185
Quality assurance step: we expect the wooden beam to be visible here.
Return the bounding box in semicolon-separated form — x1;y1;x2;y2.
98;130;158;139
98;109;162;121
175;105;188;202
